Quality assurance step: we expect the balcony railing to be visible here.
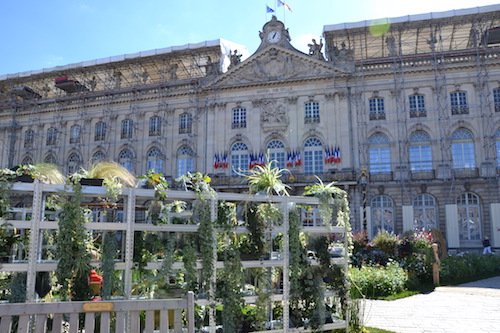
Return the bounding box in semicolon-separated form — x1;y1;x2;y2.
451;105;469;115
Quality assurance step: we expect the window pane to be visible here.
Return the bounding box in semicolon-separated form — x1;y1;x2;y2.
457;193;481;241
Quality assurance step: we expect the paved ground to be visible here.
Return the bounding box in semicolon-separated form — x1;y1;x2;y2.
362;276;500;333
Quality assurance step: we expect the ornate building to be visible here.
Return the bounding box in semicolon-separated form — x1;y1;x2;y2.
1;5;500;250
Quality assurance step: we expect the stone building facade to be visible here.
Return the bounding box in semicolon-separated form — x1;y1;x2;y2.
1;6;500;250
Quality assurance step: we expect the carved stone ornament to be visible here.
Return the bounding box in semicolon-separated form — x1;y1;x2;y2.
254;99;289;133
212;47;339;87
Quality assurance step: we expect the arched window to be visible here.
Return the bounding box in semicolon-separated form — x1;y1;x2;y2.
44;153;57;164
46;127;57;146
179;113;192;134
147;147;164;173
91;150;106;164
267;140;286;169
22;156;33;165
451;128;475;169
24;129;34;148
413;194;437;231
409;131;432;171
119;149;134;172
495;128;500;168
368;133;391;173
121;119;133;139
231;142;249;175
457;192;481;241
149;116;161;136
177;146;194;177
95;121;107;141
304;137;323;174
70;124;81;144
67;152;82;174
371;195;394;235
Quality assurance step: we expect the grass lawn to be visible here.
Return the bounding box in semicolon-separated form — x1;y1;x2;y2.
365;327;396;333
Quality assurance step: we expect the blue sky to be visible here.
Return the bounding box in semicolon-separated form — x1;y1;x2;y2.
0;0;498;75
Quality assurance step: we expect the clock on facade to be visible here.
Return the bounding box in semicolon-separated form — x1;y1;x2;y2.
267;30;281;43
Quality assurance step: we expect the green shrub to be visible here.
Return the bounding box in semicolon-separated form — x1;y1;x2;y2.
441;254;500;285
372;231;400;258
349;261;408;299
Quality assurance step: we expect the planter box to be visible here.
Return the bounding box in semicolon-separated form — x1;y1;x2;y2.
80;178;104;186
15;175;34;183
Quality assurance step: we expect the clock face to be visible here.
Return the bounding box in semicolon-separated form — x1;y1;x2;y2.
267;30;281;43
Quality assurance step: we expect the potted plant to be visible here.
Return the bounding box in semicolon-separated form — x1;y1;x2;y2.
10;163;65;184
74;161;137;203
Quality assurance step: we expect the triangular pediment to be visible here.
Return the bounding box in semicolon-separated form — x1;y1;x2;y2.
207;45;348;89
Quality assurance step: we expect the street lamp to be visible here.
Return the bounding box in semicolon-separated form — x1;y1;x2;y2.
359;169;368;242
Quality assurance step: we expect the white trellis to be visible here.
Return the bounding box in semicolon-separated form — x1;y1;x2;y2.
1;181;349;333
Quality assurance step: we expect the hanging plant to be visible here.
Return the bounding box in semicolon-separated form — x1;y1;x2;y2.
176;172;215;295
55;182;92;301
182;237;198;293
101;231;117;299
217;244;244;333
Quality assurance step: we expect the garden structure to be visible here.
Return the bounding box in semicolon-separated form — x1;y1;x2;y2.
0;178;350;332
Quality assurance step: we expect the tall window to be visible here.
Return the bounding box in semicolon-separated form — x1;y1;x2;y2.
451;128;475;169
67;152;82;174
494;88;500;112
70;124;81;144
121;119;133;139
496;128;500;168
457;192;481;241
232;107;247;129
304;101;320;123
24;129;34;148
450;91;468;115
231;142;249;175
177;146;195;177
91;150;106;164
371;195;394;235
409;94;426;117
369;97;385;120
95;121;107;141
46;127;57;146
409;131;432;171
267;140;286;169
149;116;162;136
119;148;134;172
146;147;164;173
368;133;391;173
22;156;33;165
179;113;192;134
304;137;323;175
413;194;437;231
44;153;57;164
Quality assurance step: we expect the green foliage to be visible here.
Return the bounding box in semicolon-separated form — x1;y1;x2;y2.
101;232;117;299
176;172;215;198
196;200;214;294
218;245;244;333
349;261;408;299
244;161;290;196
244;203;267;258
440;254;500;285
8;272;27;303
140;170;169;201
372;231;400;258
182;237;198;293
55;182;92;300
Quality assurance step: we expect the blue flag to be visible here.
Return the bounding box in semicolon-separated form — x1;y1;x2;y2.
266;5;275;13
